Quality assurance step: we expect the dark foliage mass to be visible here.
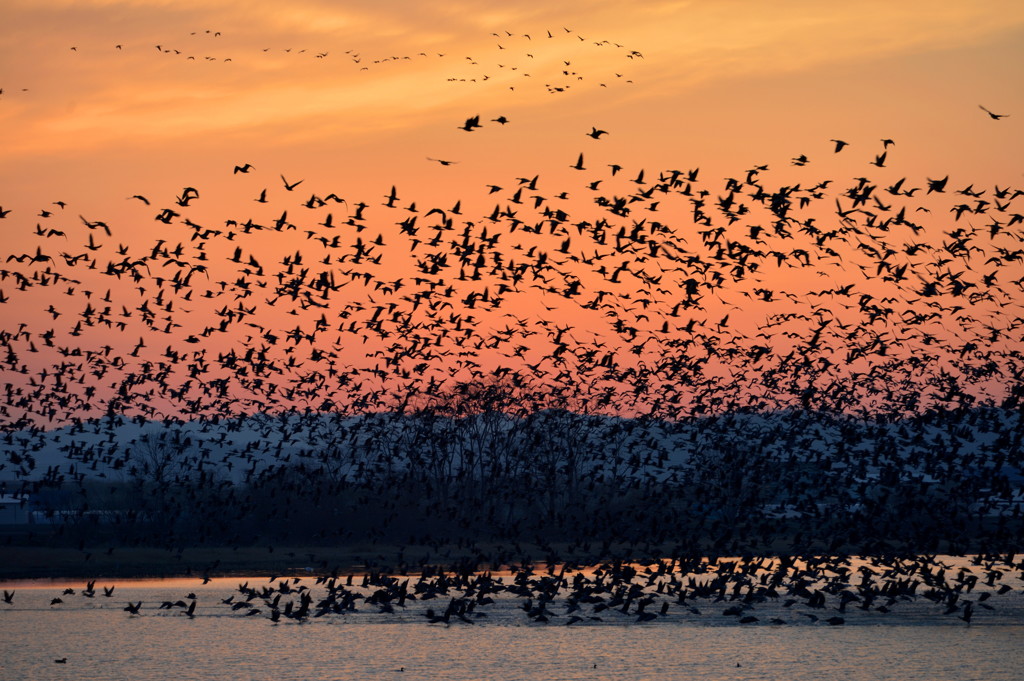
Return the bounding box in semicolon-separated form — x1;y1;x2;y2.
5;400;1022;569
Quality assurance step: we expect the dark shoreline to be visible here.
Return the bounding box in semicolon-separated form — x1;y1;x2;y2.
4;530;1021;582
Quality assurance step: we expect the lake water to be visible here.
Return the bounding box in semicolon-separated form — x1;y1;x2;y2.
2;557;1022;681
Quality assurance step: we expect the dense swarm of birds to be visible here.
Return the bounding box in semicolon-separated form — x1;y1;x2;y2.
3;142;1022;424
1;25;1022;583
1;129;1021;565
11;553;1024;629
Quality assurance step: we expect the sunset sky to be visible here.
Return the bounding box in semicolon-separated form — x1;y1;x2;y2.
3;1;1021;201
1;0;1023;422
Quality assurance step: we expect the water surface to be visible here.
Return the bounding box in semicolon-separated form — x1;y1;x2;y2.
2;558;1021;681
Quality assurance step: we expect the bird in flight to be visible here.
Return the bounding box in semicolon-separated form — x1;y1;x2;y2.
979;105;1009;120
233;163;254;174
281;175;303;191
459;115;482;131
587;127;609;139
427;157;458;166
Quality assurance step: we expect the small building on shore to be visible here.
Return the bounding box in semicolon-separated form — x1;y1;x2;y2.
0;494;31;524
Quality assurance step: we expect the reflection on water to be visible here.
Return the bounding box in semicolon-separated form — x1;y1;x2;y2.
3;615;1023;681
1;555;1022;681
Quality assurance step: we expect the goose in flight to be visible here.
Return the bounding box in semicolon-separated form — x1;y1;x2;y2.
979;105;1008;120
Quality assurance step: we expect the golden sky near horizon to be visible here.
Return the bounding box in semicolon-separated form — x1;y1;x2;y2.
1;0;1023;421
3;1;1022;196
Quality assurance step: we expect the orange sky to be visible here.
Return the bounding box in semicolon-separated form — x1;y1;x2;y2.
3;1;1021;193
1;0;1023;422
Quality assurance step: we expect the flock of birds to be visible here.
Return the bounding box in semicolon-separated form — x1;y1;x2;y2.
1;124;1021;426
0;16;1022;590
1;25;642;99
1;405;1020;564
4;553;1023;633
0;107;1022;564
